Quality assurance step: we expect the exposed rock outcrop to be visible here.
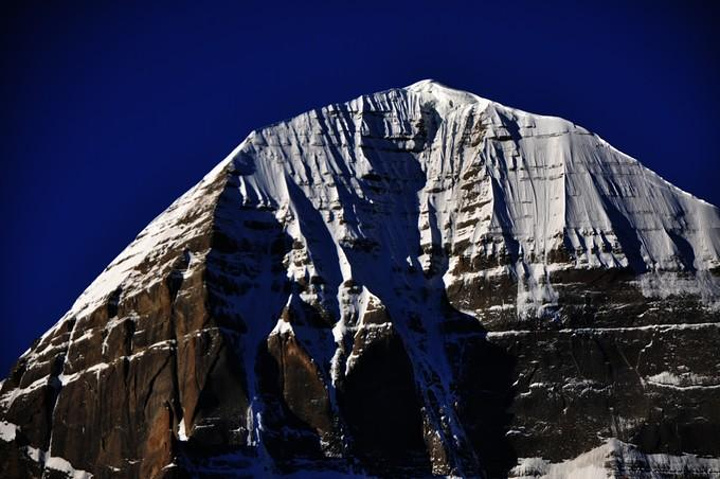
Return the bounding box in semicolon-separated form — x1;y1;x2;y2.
2;80;719;478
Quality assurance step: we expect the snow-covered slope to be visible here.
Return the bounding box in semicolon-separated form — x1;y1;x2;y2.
39;79;720;324
511;439;720;479
30;79;720;333
2;80;719;478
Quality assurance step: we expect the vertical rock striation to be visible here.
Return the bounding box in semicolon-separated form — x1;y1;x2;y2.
2;80;719;478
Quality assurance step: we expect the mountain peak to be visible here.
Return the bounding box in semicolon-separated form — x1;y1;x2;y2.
404;78;452;90
2;81;720;478
403;78;491;113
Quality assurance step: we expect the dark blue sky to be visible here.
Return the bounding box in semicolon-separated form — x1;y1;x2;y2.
1;1;719;374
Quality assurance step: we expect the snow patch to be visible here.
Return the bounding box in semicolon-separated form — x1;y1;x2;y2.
511;439;720;479
0;420;17;442
178;418;188;441
46;455;94;479
22;445;93;479
646;371;720;390
269;318;294;336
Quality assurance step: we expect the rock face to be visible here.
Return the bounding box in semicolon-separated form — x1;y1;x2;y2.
2;80;720;478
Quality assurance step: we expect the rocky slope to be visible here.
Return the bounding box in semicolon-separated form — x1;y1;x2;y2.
1;80;719;478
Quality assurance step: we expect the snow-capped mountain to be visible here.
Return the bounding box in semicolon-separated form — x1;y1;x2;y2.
1;80;719;478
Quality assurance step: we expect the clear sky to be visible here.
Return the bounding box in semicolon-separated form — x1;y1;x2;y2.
1;1;719;374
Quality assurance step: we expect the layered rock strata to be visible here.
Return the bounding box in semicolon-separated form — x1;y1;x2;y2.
2;80;719;478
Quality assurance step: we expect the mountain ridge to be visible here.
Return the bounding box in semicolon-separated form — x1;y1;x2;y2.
2;81;719;478
49;79;720;326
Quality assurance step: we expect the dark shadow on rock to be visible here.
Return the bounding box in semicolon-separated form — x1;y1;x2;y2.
439;293;518;478
181;163;298;467
594;182;648;274
338;329;432;476
187;101;518;477
255;337;327;466
285;178;343;319
667;229;696;273
326;99;518;477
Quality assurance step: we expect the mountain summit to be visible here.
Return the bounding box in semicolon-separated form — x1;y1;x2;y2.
2;81;720;478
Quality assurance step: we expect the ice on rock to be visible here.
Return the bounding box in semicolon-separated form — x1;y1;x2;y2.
29;80;719;336
0;420;17;442
3;79;720;478
511;439;720;479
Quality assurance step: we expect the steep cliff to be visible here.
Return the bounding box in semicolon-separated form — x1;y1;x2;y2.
2;80;719;478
